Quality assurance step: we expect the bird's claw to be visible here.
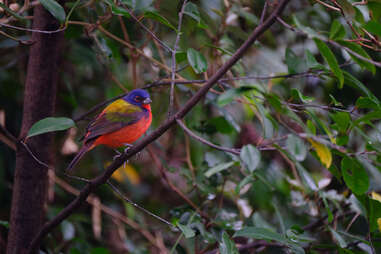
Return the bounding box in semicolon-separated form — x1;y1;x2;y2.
113;146;131;168
113;149;121;161
123;143;133;153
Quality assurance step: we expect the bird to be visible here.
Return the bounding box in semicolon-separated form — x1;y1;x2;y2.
66;89;152;171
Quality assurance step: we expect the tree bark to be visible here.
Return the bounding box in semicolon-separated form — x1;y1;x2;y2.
6;5;63;254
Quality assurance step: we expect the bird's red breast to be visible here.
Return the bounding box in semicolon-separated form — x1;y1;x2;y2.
92;105;152;148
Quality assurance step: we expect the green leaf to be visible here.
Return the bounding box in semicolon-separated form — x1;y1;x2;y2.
354;110;381;125
27;117;75;138
343;71;378;100
219;232;239;254
285;48;306;74
336;0;355;20
368;2;381;21
330;20;346;40
90;248;109;254
183;2;208;29
235;175;254;195
329;94;343;107
176;222;195;238
184;2;201;22
338;40;376;74
133;0;153;12
286;134;307;161
187;48;208;74
322;194;334;222
328;164;342;182
240;145;261;172
104;0;131;17
341;157;369;195
356;194;381;232
235;225;305;253
204;43;233;56
363;20;381;37
144;11;177;31
296;162;318;191
208;116;235;134
329;226;347;248
305;49;324;69
217;86;256;106
291;88;314;103
175;51;187;63
314;38;344;88
307;119;316;134
330;112;350;132
306;109;335;143
40;0;66;22
205;161;235;178
217;89;237;106
234;227;286;243
292;15;320;38
356;97;380;110
0;220;9;229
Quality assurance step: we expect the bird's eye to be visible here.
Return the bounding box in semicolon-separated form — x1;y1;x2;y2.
134;96;142;102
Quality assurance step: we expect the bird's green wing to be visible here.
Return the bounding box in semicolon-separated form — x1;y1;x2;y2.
84;99;146;141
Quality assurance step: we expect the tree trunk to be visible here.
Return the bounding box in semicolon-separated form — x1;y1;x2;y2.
6;5;63;254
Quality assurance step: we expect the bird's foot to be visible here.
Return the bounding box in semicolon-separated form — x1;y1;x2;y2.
123;143;133;153
113;149;122;161
113;147;131;168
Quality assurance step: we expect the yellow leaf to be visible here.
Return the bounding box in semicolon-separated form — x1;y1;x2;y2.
308;139;332;168
111;163;140;184
378;218;381;232
371;192;381;203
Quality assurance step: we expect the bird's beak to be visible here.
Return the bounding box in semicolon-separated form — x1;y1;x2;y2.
143;98;152;104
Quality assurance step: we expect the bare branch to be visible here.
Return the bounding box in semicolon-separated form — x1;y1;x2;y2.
176;119;240;155
119;2;173;53
0;125;17;150
106;180;174;227
53;176;163;250
0;22;66;34
276;17;381;68
169;0;188;117
259;0;268;24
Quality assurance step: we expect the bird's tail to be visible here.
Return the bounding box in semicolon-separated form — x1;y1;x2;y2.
66;141;94;172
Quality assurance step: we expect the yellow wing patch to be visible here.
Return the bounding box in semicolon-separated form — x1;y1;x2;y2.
104;99;141;114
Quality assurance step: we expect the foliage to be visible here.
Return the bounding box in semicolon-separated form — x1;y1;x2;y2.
1;0;381;253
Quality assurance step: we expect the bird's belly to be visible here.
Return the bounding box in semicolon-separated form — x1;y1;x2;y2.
95;115;152;148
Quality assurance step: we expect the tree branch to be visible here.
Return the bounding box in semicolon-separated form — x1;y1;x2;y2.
27;1;290;251
176;119;240;155
168;0;187;117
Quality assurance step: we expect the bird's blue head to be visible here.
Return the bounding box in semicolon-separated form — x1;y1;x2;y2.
123;89;152;106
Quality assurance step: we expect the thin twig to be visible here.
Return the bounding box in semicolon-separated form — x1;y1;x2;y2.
119;1;172;53
0;22;66;34
147;147;209;219
315;0;341;11
260;0;268;24
106;180;174;227
20;140;51;169
27;1;291;251
176;119;240;155
53;176;163;250
168;0;188;117
276;17;381;68
0;125;17;150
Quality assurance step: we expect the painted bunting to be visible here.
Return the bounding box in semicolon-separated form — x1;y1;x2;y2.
66;89;152;171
